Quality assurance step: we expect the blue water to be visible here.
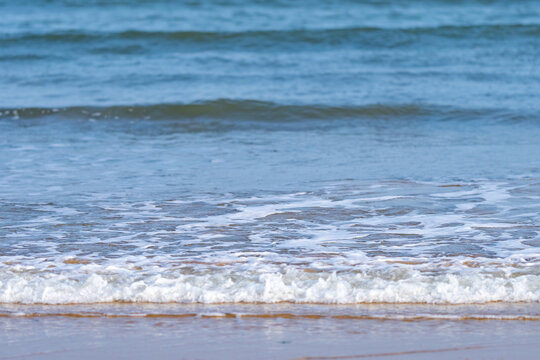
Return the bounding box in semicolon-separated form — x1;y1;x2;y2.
0;0;539;306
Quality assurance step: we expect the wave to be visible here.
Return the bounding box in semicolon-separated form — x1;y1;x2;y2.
0;100;529;123
0;265;538;305
2;24;539;46
0;101;433;121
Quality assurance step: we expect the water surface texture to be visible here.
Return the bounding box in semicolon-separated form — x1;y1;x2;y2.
0;0;539;308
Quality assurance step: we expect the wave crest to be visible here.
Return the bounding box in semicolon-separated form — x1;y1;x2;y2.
1;266;539;305
0;100;523;124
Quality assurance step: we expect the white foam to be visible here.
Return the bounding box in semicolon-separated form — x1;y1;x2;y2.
0;263;538;305
2;179;539;305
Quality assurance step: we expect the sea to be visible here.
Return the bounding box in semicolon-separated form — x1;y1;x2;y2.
0;0;539;322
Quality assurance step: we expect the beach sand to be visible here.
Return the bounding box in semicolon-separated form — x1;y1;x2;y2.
1;303;539;360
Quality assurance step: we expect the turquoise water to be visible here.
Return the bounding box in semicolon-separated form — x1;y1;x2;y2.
0;0;539;306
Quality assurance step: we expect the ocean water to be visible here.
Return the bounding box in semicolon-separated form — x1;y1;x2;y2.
1;0;540;311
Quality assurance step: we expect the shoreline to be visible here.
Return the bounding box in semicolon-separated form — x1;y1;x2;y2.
2;305;539;360
1;302;539;320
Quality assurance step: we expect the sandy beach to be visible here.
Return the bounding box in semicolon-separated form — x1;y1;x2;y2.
1;303;539;359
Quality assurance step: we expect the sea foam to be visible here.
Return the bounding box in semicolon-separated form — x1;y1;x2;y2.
1;264;538;304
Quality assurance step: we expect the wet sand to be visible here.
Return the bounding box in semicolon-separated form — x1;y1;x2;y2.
1;304;539;360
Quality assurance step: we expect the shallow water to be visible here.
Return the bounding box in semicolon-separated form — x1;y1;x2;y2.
0;0;539;309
